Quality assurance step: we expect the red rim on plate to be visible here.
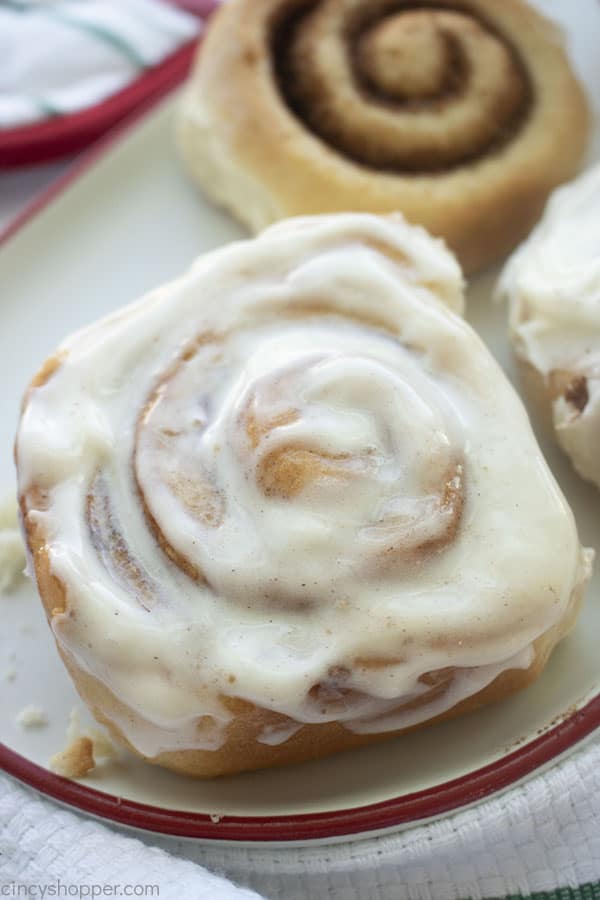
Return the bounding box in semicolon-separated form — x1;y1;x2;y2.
2;698;599;842
0;0;217;167
1;35;600;842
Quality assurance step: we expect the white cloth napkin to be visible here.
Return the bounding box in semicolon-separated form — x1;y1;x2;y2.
0;0;201;129
0;772;265;899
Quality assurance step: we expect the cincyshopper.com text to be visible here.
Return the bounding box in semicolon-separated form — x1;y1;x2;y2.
1;883;159;899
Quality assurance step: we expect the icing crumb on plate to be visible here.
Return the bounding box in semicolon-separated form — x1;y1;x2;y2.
0;493;26;594
16;704;48;728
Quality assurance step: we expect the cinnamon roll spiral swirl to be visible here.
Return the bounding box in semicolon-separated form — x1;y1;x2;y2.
177;0;589;273
17;214;591;777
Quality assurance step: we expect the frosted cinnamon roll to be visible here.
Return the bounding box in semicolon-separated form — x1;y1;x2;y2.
17;214;591;777
176;0;589;274
500;164;600;490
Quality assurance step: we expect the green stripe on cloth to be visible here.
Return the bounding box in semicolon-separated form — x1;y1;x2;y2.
2;2;146;69
49;10;147;69
486;882;600;900
31;94;61;119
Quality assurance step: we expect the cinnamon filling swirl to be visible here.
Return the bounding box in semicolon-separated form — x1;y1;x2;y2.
273;0;532;172
130;316;468;611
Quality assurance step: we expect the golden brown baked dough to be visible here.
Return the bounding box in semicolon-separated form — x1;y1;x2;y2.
176;0;589;273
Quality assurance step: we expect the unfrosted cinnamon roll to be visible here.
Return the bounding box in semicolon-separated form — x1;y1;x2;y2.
176;0;589;274
17;214;591;777
500;164;600;491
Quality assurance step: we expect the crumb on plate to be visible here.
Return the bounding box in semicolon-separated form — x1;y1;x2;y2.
49;707;117;779
50;737;95;779
16;704;48;728
0;493;26;594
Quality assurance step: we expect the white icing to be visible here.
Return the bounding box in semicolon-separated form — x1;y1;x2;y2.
257;721;303;747
500;163;600;487
16;214;591;757
349;645;535;735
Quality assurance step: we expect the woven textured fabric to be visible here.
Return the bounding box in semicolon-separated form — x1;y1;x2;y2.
499;887;600;900
0;773;262;899
142;734;600;900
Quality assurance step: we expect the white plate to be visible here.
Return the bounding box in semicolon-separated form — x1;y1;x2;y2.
1;0;600;845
